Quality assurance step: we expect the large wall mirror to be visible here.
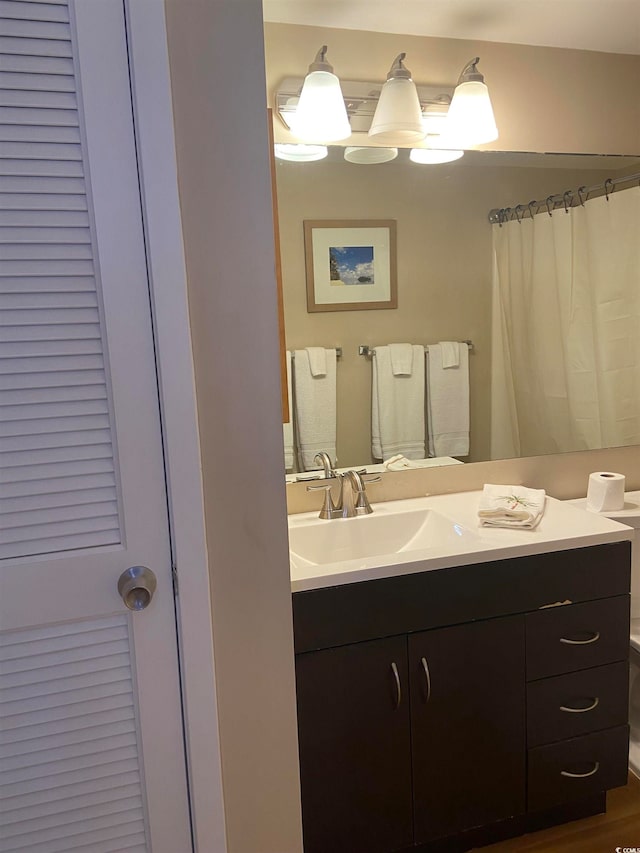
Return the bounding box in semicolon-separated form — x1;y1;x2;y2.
275;148;640;471
264;19;640;475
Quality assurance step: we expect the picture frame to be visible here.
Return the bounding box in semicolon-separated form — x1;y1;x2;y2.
303;219;397;312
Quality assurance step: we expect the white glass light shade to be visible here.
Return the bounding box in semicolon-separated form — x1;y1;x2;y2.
344;146;398;164
293;70;351;143
409;148;464;165
444;80;498;146
274;144;328;162
368;77;425;144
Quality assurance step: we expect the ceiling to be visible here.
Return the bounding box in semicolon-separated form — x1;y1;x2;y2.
262;0;640;56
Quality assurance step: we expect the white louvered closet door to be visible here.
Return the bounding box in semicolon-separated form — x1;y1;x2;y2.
0;2;192;852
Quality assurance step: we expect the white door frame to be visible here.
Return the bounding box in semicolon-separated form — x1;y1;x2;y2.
123;3;226;851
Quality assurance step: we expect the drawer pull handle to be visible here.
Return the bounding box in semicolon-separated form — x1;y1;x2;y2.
559;631;600;645
421;656;432;704
560;697;600;714
391;661;401;709
560;761;600;779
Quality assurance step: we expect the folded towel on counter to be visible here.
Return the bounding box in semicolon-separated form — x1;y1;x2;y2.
383;454;462;471
478;484;546;529
305;346;327;377
388;343;414;376
440;341;461;369
372;345;425;461
426;343;469;457
293;348;337;470
282;351;294;471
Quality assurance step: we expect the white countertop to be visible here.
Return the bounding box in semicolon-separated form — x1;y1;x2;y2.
289;490;634;592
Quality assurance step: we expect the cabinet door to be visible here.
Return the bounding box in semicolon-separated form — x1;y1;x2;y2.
410;616;526;843
295;636;412;853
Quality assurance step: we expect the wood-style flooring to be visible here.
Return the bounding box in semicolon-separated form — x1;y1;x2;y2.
478;774;640;852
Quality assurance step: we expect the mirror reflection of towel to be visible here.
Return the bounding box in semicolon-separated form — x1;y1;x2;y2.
372;345;425;460
426;343;469;457
293;349;337;471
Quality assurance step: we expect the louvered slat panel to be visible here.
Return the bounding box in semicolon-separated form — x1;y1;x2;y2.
0;72;74;91
0;617;148;853
0;160;84;178
0;2;69;23
0;124;80;142
0;88;77;108
2;423;109;449
2;440;112;465
5;472;116;499
0;484;115;516
0;411;110;436
0;35;72;57
0;707;135;748
0;52;73;74
0;367;104;387
0;290;95;308
0;322;101;341
0;140;82;159
1;17;69;39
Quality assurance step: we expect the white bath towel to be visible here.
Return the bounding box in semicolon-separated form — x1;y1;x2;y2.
426;343;469;457
293;348;337;470
282;351;294;471
305;346;327;377
440;341;460;369
478;484;546;529
372;345;425;460
389;343;414;376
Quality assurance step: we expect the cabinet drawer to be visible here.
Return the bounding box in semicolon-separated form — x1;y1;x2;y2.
528;726;629;811
526;596;629;680
527;662;629;747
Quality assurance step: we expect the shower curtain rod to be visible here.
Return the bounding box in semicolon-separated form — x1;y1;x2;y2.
488;170;640;224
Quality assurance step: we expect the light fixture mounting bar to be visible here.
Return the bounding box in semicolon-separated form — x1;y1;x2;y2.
275;77;453;134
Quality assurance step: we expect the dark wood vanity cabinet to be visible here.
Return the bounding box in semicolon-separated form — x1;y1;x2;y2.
293;541;631;853
409;617;525;844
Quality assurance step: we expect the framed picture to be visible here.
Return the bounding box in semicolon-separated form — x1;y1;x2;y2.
303;219;397;312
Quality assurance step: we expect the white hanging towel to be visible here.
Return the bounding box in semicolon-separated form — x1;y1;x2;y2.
372;345;425;460
426;342;470;457
282;351;294;471
293;348;337;470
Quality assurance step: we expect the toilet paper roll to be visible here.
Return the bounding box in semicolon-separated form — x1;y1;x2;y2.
586;471;626;512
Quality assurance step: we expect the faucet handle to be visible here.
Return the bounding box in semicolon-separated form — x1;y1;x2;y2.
306;482;340;519
362;475;382;484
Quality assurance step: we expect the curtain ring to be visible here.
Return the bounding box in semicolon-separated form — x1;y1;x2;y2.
577;185;589;206
514;204;525;223
563;190;573;213
604;178;614;200
546;196;555;216
528;200;538;220
504;207;512;222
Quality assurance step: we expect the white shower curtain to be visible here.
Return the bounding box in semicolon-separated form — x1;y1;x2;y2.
491;186;640;459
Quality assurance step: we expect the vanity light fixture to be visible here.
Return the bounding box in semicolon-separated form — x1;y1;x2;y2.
291;46;351;143
344;146;398;164
274;143;328;162
443;57;498;146
409;147;464;165
368;53;425;145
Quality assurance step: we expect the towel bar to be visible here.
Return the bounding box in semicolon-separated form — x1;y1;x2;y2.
359;341;474;357
291;347;342;359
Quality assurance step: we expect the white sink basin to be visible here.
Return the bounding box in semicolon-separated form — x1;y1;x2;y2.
288;491;635;593
288;506;479;567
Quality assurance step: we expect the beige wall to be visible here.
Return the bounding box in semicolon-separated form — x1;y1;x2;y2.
277;157;620;466
164;2;302;852
265;22;640;154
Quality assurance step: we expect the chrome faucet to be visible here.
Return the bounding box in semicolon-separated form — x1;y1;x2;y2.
307;467;381;519
339;469;381;517
314;452;336;479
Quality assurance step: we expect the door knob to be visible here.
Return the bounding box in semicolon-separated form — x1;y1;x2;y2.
118;566;157;611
